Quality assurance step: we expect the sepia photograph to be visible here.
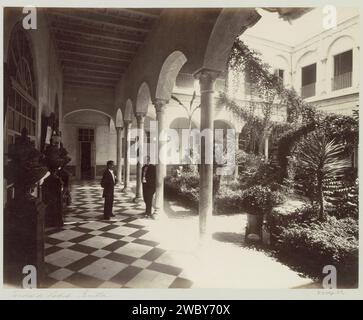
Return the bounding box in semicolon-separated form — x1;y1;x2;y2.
1;2;360;295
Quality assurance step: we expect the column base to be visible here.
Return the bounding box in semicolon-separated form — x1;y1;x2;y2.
152;209;167;220
121;187;131;193
133;196;143;203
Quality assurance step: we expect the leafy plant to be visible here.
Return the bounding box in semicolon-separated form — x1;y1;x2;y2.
276;216;358;285
293;130;351;220
241;185;285;215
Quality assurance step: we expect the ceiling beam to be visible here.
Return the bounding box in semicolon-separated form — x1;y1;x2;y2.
55;36;138;55
65;75;117;85
50;10;153;33
50;21;145;44
59;50;131;64
62;59;126;73
64;71;120;82
112;8;162;19
57;42;133;61
52;29;140;51
64;66;121;78
65;81;115;89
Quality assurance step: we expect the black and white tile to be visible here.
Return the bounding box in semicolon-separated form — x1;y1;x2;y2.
43;181;194;288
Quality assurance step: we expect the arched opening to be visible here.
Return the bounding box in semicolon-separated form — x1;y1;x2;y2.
115;108;123;128
5;23;37;150
214;119;236;178
168;117;198;173
144;112;156;159
203;8;261;72
63;109;114;180
136;82;152;114
156;51;188;101
124;99;134;122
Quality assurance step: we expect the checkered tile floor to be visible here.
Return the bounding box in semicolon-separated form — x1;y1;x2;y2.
43;180;193;288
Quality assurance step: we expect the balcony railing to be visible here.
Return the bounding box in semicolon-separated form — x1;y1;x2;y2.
332;72;352;91
301;82;316;99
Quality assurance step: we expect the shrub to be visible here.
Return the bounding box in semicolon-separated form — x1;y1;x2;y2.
215;185;244;213
164;170;221;209
247;162;286;189
241;185;285;215
164;172;199;206
275;216;358;285
266;204;318;243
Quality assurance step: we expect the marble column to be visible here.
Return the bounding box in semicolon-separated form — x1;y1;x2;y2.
122;120;131;193
353;46;360;90
116;126;123;185
134;113;145;202
234;134;239;179
153;99;168;216
195;68;219;236
264;136;269;163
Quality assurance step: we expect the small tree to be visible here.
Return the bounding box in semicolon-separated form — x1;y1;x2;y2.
294;130;351;221
171;92;200;172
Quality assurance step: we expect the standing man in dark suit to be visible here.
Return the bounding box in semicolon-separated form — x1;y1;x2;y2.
101;160;118;220
142;156;156;218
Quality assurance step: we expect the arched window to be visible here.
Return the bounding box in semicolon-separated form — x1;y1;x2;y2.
6;24;37;148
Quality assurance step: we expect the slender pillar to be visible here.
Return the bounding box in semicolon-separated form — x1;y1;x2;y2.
234;134;239;179
153;99;168;216
195;69;219;236
122;120;131;192
116;126;123;185
353;46;360;89
134;113;145;202
264;136;269;163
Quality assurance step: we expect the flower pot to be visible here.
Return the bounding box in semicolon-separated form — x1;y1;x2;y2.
245;213;264;242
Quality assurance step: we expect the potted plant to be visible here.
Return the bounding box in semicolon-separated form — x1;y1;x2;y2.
242;185;285;242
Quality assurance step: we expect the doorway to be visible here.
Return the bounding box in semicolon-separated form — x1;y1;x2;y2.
78;127;95;180
80;142;93;179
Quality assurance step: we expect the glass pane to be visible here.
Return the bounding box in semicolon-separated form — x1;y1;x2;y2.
8;88;15;108
14;113;20;132
27;103;32;118
31;106;36;120
21;98;26;115
7;110;14;130
7;135;13;147
20;116;25;132
15;92;21;112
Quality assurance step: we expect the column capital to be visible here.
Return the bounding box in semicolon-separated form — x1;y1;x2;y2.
193;68;220;92
115;125;123;130
193;67;220;80
135;112;146;121
153;98;168;113
124;120;132;127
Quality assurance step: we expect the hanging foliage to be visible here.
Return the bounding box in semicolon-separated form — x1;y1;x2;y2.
225;39;319;126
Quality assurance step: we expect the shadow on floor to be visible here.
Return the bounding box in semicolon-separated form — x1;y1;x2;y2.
212;232;243;245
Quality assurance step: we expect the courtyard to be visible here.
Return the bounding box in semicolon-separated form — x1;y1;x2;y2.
3;7;359;291
42;180;315;289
